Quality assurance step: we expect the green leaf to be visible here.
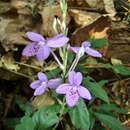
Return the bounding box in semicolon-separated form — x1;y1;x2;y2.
69;99;90;130
98;80;108;87
89;109;96;130
89;37;108;48
83;76;109;103
82;62;130;76
87;63;130;76
94;112;124;130
15;116;35;130
15;97;33;115
32;104;60;129
68;51;75;64
46;68;61;79
97;104;128;114
112;64;130;75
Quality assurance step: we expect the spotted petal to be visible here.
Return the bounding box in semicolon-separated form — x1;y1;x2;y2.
85;47;102;57
36;45;50;60
78;86;92;100
22;43;37;57
47;33;69;48
56;84;71;94
37;72;47;81
26;32;45;42
30;80;41;89
48;78;62;89
66;91;79;107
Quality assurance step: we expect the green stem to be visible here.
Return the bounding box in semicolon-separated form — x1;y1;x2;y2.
53;98;66;130
62;45;69;77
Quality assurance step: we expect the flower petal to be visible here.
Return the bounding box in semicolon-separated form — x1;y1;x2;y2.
74;72;83;86
85;47;102;57
82;41;91;47
68;71;83;86
30;80;41;89
78;86;92;100
70;47;80;53
66;92;79;107
56;84;72;94
36;45;50;60
37;72;47;81
22;43;37;57
34;85;47;96
48;78;62;89
68;71;76;85
47;33;69;48
26;32;45;42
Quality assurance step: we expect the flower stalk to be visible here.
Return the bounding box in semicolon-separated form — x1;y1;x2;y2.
50;50;64;70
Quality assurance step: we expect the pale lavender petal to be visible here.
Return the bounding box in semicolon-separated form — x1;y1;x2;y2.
70;47;80;53
37;72;47;81
47;33;69;48
36;45;50;60
66;92;79;107
78;86;92;100
68;71;76;85
68;71;83;86
48;78;62;89
74;72;83;86
26;32;45;42
85;47;102;57
82;41;91;48
30;80;41;89
22;43;37;57
34;85;47;96
56;84;72;94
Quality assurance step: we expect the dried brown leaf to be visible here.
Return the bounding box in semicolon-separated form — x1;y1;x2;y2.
111;58;122;65
70;16;111;46
85;0;117;20
44;61;58;71
85;0;104;9
0;1;11;14
39;4;70;36
32;91;55;109
103;0;117;17
1;53;20;71
69;9;101;26
11;0;27;10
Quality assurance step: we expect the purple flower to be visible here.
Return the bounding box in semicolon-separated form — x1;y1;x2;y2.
71;41;102;58
22;32;69;60
30;72;62;96
56;71;91;107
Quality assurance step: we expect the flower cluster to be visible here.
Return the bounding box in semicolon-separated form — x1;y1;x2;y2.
22;32;102;107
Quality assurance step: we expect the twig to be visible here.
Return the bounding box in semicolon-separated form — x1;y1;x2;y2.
15;62;41;70
5;68;32;79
